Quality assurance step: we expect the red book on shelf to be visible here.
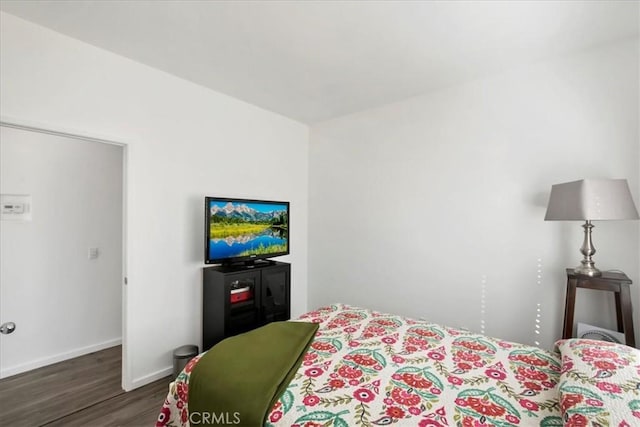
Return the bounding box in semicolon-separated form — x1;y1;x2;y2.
230;287;253;304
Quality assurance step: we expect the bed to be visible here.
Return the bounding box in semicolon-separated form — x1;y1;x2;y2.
157;304;640;426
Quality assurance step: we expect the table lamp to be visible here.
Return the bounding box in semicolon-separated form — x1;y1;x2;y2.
544;178;639;277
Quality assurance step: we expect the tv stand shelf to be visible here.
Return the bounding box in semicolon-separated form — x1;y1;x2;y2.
202;261;290;350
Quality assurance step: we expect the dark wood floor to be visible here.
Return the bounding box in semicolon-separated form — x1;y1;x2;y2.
0;346;171;427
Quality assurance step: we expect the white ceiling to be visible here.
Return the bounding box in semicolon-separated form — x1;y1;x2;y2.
1;1;638;124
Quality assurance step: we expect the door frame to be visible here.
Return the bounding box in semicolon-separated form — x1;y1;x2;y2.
0;115;131;390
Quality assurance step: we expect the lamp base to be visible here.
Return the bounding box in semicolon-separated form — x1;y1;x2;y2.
575;220;602;277
574;263;602;277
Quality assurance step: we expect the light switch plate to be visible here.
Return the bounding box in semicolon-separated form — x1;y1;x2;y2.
88;247;99;260
1;194;32;221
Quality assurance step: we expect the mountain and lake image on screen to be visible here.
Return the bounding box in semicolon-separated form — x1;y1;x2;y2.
206;199;289;263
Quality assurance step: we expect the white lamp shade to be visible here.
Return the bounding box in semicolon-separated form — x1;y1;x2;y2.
544;178;640;221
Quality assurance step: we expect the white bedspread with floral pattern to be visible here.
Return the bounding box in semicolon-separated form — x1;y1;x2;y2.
157;304;640;426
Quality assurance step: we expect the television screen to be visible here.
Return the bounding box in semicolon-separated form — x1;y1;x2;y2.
205;197;289;265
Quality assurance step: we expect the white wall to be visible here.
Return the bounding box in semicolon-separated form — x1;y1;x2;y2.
0;12;309;389
0;126;123;377
309;39;640;350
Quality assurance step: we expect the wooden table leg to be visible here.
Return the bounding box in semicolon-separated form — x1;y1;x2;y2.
563;277;578;339
619;284;636;348
614;291;624;332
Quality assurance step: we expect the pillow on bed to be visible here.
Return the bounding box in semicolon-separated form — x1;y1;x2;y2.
554;339;640;426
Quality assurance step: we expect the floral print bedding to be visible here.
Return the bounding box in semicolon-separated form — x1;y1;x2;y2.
157;304;640;426
555;339;640;426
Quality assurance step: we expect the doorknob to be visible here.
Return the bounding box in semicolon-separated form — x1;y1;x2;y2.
0;322;16;334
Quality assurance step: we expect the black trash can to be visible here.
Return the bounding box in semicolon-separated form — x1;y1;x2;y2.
173;345;199;379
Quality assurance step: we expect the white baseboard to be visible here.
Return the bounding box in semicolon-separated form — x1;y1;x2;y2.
128;366;173;391
0;338;122;379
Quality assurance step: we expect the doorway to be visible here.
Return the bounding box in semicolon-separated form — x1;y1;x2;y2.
0;120;128;389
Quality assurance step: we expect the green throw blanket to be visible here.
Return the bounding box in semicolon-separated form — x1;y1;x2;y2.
188;321;319;426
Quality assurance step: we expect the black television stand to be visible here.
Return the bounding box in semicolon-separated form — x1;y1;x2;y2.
202;261;291;350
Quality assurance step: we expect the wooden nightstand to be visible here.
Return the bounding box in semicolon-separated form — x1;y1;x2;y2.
562;268;635;347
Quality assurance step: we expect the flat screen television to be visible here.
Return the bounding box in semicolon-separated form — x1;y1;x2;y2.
205;197;289;265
